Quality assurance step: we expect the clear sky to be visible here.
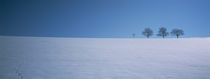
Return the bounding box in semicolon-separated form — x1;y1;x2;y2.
1;0;210;38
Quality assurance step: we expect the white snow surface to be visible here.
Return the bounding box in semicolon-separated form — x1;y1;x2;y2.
1;36;210;79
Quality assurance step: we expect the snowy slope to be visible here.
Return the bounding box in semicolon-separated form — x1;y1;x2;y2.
0;36;210;79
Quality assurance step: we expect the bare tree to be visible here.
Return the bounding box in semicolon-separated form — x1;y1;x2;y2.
142;28;153;38
157;27;168;38
132;33;136;38
171;29;184;38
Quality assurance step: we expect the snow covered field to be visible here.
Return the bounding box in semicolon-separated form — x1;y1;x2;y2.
0;36;210;79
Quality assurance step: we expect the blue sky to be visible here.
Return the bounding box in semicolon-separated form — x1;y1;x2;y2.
1;0;210;38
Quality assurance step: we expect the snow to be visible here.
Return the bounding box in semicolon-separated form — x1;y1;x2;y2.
0;36;210;79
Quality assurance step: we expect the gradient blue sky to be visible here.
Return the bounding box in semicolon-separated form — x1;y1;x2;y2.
1;0;210;38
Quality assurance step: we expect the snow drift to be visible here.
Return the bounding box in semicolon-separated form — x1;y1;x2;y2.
0;36;210;79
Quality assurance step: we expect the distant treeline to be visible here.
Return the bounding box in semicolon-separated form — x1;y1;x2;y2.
133;27;184;38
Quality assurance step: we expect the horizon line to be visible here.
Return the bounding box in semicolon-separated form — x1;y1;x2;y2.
1;35;210;39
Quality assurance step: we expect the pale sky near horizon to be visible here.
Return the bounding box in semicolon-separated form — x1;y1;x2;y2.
1;0;210;38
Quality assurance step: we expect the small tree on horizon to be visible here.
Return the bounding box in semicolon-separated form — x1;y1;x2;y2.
132;33;136;38
157;27;168;38
142;28;153;38
171;29;184;38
